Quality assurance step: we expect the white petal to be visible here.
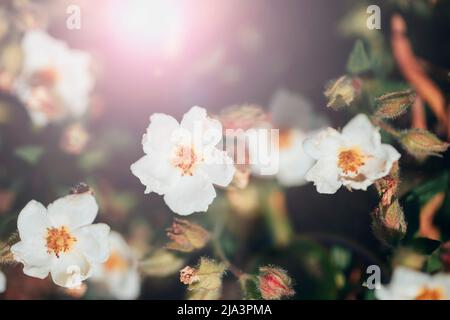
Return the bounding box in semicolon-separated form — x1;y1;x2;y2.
303;128;342;160
142;113;179;154
164;175;216;215
277;130;315;187
200;148;235;187
74;223;110;264
23;265;51;280
0;271;6;293
181;106;222;147
11;238;52;267
130;154;180;195
109;269;141;300
305;158;342;194
47;193;98;229
16;200;50;241
50;250;91;288
360;144;401;181
342;114;381;149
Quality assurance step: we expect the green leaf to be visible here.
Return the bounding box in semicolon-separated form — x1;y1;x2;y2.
140;249;184;277
346;40;372;75
425;249;443;273
406;237;441;255
241;275;263;300
14;145;44;165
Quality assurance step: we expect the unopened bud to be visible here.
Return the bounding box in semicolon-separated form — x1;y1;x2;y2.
179;266;199;285
166;219;210;252
375;162;399;207
372;200;407;246
258;266;295;300
324;75;360;110
69;182;94;195
400;129;450;159
375;89;415;119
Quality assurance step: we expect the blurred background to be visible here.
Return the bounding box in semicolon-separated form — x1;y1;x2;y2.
1;0;449;299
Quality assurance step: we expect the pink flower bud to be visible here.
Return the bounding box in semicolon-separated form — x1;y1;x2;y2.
258;266;295;300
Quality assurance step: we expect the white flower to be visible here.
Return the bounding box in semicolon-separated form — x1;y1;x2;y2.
376;267;450;300
248;89;327;187
0;270;6;293
248;128;315;187
131;106;235;215
303;114;400;194
15;30;94;127
11;193;110;288
91;231;140;300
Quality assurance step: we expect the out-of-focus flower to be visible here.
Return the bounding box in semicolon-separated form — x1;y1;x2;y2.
60;123;90;155
131;106;235;215
0;270;6;293
60;283;87;299
376;267;450;300
11;193;110;288
184;257;226;300
220;104;270;132
179;266;199;285
91;231;140;300
304;114;401;194
166;218;210;253
258;265;295;300
249;89;327;187
15;30;95;127
399;129;450;159
324;75;361;110
0;70;14;92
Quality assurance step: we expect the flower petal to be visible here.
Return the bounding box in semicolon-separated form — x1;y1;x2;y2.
142;113;179;154
109;269;141;300
342;114;381;149
16;200;51;241
200;148;235;187
74;223;110;263
0;271;6;293
303;128;342;160
50;250;91;288
47;193;98;230
130;154;180;195
305;158;342;194
181;106;222;147
164;175;216;215
11;239;53;279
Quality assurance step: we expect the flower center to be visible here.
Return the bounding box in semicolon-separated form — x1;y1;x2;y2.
415;287;445;300
337;147;367;174
172;145;199;176
279;129;293;150
104;251;128;272
31;67;60;87
45;226;77;258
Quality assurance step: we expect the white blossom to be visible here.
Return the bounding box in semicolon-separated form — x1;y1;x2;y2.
376;267;450;300
131;106;235;215
15;30;94;127
303;114;400;194
11;193;110;288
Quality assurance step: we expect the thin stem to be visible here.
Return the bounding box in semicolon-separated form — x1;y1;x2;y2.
371;117;401;138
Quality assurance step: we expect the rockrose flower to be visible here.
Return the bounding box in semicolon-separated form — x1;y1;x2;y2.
376;267;450;300
131;106;235;215
11;193;110;288
0;270;5;293
303;114;400;194
15;30;94;127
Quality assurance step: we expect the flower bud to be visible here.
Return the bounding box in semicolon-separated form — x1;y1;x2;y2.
375;89;415;119
166;219;210;252
179;266;199;285
400;129;450;159
372;200;407;246
375;162;399;207
258;266;295;300
186;258;226;300
324;75;360;110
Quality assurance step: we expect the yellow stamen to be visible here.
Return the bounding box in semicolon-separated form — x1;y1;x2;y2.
338;147;367;174
415;287;445;300
104;251;128;272
45;226;77;257
172;145;198;176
